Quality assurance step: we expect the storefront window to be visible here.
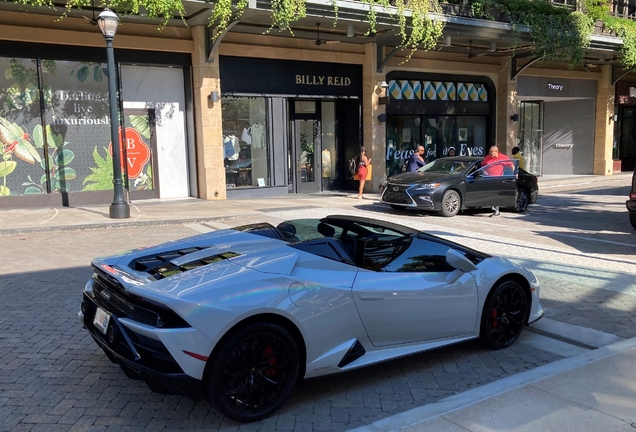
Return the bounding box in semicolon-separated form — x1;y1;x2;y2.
386;115;488;177
620;107;636;161
222;97;269;188
42;60;112;193
455;117;486;157
321;101;336;181
0;58;112;196
0;57;47;196
518;101;543;175
386;116;421;177
436;116;455;159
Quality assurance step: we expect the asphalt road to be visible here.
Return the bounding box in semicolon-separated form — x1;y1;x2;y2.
0;185;634;431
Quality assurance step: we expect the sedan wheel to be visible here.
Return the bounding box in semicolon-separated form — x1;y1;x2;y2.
440;190;461;217
480;281;528;349
207;323;300;422
630;212;636;230
514;188;530;213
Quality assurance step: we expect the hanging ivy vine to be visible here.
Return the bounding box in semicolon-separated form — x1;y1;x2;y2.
13;0;444;57
13;0;187;27
12;0;636;68
469;0;594;68
603;16;636;68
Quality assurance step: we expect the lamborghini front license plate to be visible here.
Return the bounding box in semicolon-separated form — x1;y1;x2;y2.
93;307;110;335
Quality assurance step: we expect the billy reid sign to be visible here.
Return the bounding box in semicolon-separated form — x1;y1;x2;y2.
108;127;151;179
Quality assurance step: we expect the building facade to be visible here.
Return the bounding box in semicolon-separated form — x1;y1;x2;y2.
0;0;627;210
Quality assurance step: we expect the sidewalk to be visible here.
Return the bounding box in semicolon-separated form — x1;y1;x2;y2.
0;172;631;236
351;336;636;432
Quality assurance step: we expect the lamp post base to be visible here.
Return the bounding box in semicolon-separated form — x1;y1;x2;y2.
109;202;130;219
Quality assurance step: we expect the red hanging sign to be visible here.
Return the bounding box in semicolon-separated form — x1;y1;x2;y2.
109;127;151;179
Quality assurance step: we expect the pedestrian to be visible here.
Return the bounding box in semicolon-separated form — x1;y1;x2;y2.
406;145;426;172
481;145;511;217
511;146;525;170
356;147;371;199
447;146;457;157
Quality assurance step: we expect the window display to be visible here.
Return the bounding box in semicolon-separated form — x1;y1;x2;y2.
321;101;336;180
222;97;269;188
386;116;421;177
385;115;487;177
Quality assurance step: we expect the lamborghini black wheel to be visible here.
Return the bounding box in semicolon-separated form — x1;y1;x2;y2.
480;280;528;349
206;323;300;422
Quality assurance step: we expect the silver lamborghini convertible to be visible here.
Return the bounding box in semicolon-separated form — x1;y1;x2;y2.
79;215;543;422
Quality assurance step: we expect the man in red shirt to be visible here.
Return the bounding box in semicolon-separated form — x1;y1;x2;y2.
481;146;512;217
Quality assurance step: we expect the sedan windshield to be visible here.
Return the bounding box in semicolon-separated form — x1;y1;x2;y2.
418;159;469;174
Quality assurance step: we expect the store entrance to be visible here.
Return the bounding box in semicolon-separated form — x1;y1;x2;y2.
292;118;321;194
290;100;322;194
619;106;636;171
518;101;543;175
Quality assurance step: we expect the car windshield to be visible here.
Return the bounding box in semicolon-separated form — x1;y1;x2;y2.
278;217;407;242
418;159;469;174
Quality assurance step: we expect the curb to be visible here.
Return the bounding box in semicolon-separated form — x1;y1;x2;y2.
0;215;242;237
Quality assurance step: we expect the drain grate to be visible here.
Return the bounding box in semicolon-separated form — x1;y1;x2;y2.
525;326;599;350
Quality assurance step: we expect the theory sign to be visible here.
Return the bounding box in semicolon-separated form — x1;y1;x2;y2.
109;127;151;179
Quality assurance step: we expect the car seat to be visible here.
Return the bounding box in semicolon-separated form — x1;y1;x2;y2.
317;222;335;237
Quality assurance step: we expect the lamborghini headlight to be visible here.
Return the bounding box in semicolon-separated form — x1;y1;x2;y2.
413;183;441;190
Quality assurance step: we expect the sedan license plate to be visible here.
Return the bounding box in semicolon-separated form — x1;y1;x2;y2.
93;307;110;335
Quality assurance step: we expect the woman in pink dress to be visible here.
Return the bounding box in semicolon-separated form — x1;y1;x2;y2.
357;147;371;199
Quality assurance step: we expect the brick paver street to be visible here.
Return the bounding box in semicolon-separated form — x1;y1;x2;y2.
1;182;634;431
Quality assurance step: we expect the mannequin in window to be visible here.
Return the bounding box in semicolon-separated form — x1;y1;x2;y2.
322;148;332;178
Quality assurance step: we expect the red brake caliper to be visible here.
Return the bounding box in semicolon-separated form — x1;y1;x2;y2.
262;346;277;378
491;309;498;328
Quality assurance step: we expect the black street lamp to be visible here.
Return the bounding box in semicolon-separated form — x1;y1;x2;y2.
97;8;130;219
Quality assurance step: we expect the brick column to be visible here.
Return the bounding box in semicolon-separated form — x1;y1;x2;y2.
594;65;615;175
191;26;226;199
497;63;518;154
361;43;388;193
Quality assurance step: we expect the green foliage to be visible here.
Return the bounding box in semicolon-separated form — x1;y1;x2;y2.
69;63;105;83
299;132;313;154
22;123;75;193
10;0;635;68
394;0;444;56
83;146;114;191
470;0;636;69
130;115;151;139
11;0;187;27
471;0;593;68
1;59;55;113
584;0;610;22
134;164;153;190
604;16;636;67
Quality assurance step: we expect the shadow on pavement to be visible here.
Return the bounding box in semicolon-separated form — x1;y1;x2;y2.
356;185;635;255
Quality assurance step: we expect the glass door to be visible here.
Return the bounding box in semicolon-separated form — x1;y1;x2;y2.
518;101;543;175
291;100;321;194
293;119;321;194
